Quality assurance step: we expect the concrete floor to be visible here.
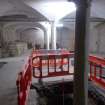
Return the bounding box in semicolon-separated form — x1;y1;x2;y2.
0;51;31;105
27;88;96;105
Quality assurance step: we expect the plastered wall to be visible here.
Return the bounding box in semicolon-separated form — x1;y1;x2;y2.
20;28;44;48
94;23;105;54
1;22;105;54
57;27;75;50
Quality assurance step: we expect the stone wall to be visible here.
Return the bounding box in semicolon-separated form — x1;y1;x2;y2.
57;27;75;51
20;28;44;48
89;23;105;54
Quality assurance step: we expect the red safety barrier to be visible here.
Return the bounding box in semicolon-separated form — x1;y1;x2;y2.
32;50;73;68
16;57;32;105
32;50;105;89
32;53;74;78
16;49;105;105
89;55;105;88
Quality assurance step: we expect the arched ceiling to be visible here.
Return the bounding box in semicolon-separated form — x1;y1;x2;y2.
20;28;40;33
3;22;46;36
23;0;105;19
0;0;47;21
22;0;105;30
23;1;76;21
0;0;105;31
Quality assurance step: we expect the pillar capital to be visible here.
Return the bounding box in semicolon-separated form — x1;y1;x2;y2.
69;0;91;8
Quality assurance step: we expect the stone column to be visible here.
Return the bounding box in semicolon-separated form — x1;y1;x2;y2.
73;0;91;105
0;23;4;47
44;23;50;50
51;21;56;49
46;28;50;50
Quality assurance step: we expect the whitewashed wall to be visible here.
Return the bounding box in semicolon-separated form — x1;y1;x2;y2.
95;23;105;54
88;23;105;54
57;27;75;50
20;28;44;48
89;25;98;53
1;21;105;54
2;24;45;48
3;26;17;42
57;23;105;54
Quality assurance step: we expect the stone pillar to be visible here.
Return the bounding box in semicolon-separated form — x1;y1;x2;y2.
51;21;56;49
0;23;4;47
44;30;47;49
73;0;91;105
44;29;50;50
46;28;50;50
44;23;50;50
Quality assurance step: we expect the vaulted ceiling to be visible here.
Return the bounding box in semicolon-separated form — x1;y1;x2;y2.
0;0;105;33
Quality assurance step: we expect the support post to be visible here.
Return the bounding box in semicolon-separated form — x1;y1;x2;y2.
44;31;47;49
46;27;50;50
43;22;50;50
74;0;91;105
51;21;56;49
0;23;4;47
44;30;50;50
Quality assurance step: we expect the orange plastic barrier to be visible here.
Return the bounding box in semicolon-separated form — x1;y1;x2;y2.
16;57;32;105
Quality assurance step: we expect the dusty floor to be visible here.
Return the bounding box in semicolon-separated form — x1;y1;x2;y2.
27;89;96;105
0;51;30;105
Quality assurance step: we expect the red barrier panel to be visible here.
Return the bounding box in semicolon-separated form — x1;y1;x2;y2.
16;49;105;105
89;55;105;88
32;50;105;88
32;53;74;78
32;50;73;68
16;57;32;105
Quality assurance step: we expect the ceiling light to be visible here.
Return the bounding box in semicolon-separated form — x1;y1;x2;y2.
29;1;76;21
56;23;63;27
41;2;76;21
